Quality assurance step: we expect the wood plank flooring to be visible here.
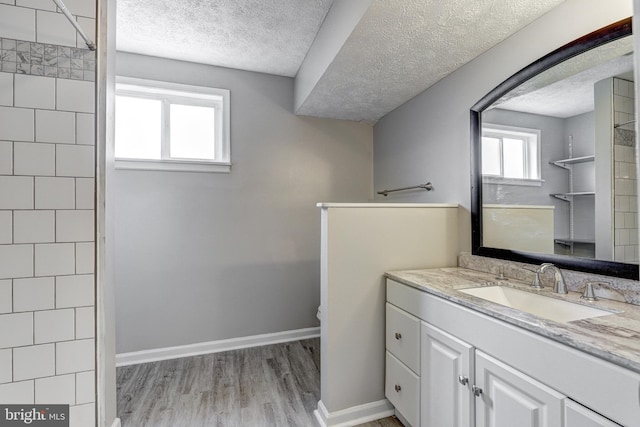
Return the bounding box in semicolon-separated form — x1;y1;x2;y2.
117;338;403;427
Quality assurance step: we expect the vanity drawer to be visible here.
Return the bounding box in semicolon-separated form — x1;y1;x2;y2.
386;302;420;374
386;351;419;427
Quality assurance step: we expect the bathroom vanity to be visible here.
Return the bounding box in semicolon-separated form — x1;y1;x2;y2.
384;268;640;427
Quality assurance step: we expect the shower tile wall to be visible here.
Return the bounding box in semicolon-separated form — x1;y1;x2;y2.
0;1;96;426
613;77;638;264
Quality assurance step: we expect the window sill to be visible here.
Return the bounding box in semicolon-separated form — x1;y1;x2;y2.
482;176;543;187
115;158;231;173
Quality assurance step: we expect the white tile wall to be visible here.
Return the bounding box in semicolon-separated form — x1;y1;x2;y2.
0;244;33;279
0;141;12;174
14;210;55;243
0;380;34;404
35;374;75;404
35;243;75;276
0;107;34;141
0;72;13;106
36;110;76;144
0;2;95;419
35;309;75;343
0;176;33;209
0;280;11;313
36;10;77;47
56;209;94;242
14;74;56;109
0;4;36;41
56;274;93;308
75;17;95;50
14;142;56;176
0;211;11;244
56;339;94;374
34;177;75;209
0;348;11;383
13;344;55;380
13;277;55;312
75;370;94;404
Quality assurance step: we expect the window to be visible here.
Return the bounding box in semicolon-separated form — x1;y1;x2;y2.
481;124;541;185
115;77;231;173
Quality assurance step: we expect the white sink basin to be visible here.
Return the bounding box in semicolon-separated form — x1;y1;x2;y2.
460;286;615;323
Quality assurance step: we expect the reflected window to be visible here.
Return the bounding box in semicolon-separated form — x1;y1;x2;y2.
482;124;541;182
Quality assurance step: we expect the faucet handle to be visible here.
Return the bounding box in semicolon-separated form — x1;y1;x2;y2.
531;270;543;289
581;282;598;301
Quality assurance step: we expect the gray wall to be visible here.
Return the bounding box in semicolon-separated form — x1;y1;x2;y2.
373;0;631;253
113;53;373;353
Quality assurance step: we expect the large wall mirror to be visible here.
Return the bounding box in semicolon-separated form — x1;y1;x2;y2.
471;18;638;280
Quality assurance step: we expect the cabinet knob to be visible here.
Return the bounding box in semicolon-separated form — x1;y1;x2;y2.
472;385;483;397
458;375;469;386
394;384;402;392
394;332;402;340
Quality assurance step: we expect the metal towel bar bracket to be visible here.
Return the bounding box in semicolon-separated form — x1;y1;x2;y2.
377;182;433;197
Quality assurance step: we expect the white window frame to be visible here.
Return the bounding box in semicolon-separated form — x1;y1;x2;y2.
482;123;542;187
114;76;231;173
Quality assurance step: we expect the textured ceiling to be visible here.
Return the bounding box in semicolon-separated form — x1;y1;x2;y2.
494;36;634;118
295;0;566;122
117;0;566;122
116;0;334;77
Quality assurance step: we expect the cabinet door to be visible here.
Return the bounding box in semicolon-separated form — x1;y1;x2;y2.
421;322;474;427
565;400;621;427
475;351;564;427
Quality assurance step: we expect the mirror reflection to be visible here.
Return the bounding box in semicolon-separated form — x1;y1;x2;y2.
481;34;637;265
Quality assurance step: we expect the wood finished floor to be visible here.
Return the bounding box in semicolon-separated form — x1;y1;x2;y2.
117;338;403;427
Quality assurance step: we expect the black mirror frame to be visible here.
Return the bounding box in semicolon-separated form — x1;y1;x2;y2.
470;17;638;280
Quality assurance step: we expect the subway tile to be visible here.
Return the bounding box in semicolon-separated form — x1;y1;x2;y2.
75;242;93;275
14;141;55;176
69;402;95;427
36;109;75;144
75;17;95;49
0;1;16;5
56;78;94;113
35;177;74;209
56;274;93;308
0;312;32;349
62;0;95;18
56;144;94;177
56;339;94;374
34;243;75;276
0;348;10;383
0;176;33;209
0;244;33;279
56;209;93;242
35;308;74;344
75;370;94;404
0;210;11;244
0;72;12;106
13;344;55;380
76;113;94;145
0;107;34;141
0;380;33;404
13;277;54;312
0;280;11;313
0;5;35;41
14;74;55;109
35;373;75;404
75;178;93;209
36;10;76;47
16;0;56;10
75;306;93;339
0;141;12;174
14;210;54;243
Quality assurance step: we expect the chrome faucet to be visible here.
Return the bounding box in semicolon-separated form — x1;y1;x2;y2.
538;263;568;294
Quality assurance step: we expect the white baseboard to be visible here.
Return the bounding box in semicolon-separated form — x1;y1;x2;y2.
314;399;395;427
116;327;320;367
110;418;121;427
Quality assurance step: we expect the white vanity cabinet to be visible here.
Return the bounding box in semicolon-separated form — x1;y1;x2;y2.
385;279;631;427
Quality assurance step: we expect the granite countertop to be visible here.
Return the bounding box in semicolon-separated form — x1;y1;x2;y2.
386;267;640;374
